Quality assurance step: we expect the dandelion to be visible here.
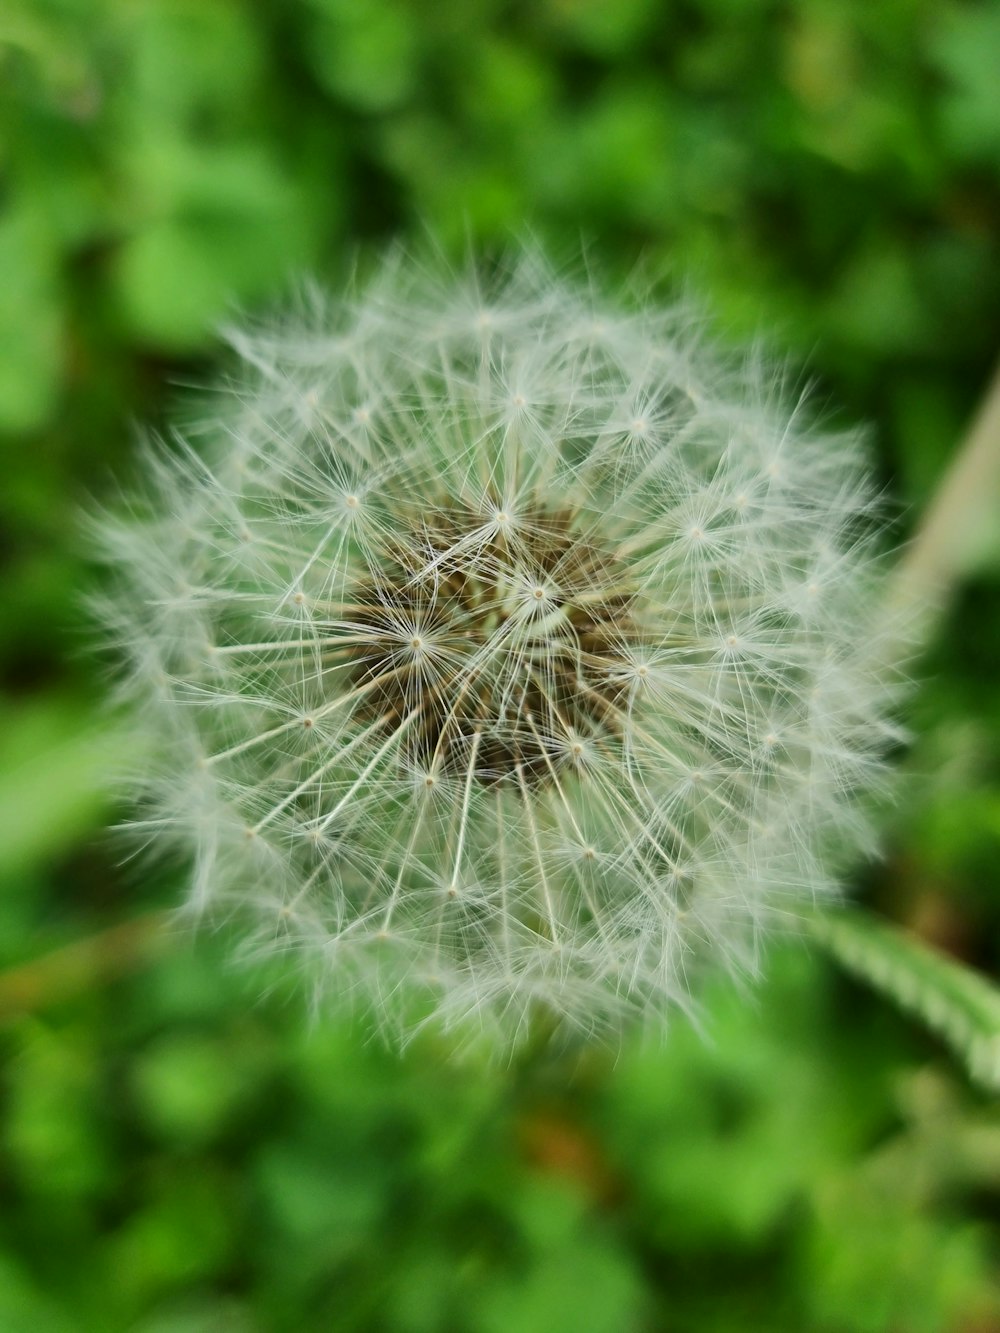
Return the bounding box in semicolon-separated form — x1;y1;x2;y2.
96;250;905;1048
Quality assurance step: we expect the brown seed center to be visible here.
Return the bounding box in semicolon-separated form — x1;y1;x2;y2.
344;502;635;785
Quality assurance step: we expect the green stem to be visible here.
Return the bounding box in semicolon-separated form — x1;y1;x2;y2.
889;356;1000;636
0;910;174;1020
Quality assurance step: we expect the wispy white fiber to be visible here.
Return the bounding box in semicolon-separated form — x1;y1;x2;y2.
95;250;906;1049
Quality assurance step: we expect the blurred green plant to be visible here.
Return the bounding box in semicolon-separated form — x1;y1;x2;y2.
1;0;999;1329
810;907;1000;1093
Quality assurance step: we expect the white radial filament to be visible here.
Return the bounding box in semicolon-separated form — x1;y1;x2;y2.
98;251;906;1048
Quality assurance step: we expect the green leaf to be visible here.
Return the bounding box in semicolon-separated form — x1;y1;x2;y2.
0;700;132;883
0;209;62;432
809;908;1000;1094
0;1256;74;1333
306;0;419;112
932;7;1000;162
130;1033;262;1147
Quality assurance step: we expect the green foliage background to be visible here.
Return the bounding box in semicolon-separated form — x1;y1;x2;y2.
1;1;999;1328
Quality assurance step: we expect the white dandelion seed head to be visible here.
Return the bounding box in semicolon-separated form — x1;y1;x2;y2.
96;249;906;1050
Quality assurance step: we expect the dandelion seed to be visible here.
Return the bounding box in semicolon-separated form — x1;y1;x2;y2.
95;249;906;1050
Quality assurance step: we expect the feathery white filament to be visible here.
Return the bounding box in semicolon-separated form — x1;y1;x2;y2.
97;251;905;1048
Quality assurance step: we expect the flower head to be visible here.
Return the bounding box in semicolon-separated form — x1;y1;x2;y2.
98;251;903;1047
